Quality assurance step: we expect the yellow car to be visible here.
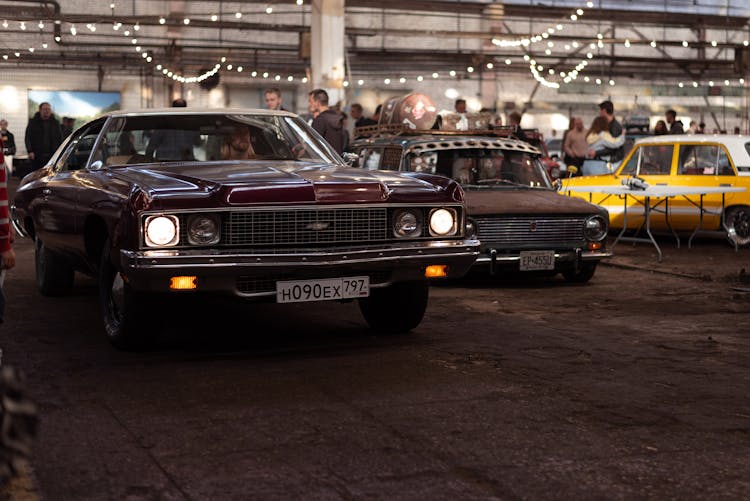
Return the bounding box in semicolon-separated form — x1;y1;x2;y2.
558;134;750;246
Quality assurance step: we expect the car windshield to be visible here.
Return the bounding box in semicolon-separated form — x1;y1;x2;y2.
96;113;341;167
406;148;552;188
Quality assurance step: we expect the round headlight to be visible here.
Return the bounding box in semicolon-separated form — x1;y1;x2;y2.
145;215;178;247
584;215;608;241
394;210;421;237
187;214;220;245
430;208;457;236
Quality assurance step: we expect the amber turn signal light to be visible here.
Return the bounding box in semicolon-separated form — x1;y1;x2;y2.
170;276;197;290
424;265;449;278
588;242;602;251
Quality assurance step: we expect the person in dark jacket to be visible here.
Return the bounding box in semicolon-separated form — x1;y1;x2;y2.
665;109;684;134
308;89;347;155
0;119;16;175
24;102;63;171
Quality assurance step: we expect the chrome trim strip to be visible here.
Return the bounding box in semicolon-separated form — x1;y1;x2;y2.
121;239;480;270
474;250;612;264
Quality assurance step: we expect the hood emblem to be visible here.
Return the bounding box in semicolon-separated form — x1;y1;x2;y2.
529;221;538;232
306;222;331;231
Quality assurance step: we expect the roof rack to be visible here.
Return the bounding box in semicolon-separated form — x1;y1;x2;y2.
354;123;515;139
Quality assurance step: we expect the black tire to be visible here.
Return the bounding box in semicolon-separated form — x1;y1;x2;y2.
724;206;750;247
358;281;429;333
562;262;597;283
35;237;74;296
99;240;154;350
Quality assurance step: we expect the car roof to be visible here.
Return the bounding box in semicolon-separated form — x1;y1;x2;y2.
634;133;750;147
631;133;750;174
101;107;298;118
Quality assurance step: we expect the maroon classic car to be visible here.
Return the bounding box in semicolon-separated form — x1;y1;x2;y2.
12;109;479;349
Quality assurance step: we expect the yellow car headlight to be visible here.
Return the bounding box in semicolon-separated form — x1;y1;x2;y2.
429;208;457;236
145;215;179;247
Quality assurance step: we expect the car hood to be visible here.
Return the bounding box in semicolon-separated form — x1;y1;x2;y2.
464;187;603;216
113;161;459;205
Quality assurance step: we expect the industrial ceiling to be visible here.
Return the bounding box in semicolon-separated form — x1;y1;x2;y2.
1;1;749;89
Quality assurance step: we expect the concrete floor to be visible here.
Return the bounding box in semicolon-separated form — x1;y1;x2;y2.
1;229;749;499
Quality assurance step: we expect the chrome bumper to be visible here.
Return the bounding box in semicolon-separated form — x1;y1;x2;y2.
473;247;612;272
119;239;480;297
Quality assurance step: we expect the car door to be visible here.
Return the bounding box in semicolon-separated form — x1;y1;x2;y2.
34;118;106;257
672;143;736;229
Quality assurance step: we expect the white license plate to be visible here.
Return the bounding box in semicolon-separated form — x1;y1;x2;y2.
519;250;555;271
276;276;370;303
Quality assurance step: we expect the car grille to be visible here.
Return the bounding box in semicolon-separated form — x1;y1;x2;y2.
223;208;389;246
474;216;586;247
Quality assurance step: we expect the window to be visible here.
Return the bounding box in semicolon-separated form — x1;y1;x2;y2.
55;119;105;172
634;145;673;175
678;145;734;176
94;114;340;167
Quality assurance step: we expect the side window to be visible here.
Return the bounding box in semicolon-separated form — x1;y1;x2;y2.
639;145;673;175
717;147;734;176
55;120;105;172
678;145;734;176
620;148;640;175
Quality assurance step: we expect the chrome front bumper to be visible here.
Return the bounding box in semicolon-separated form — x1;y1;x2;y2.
120;239;480;297
473;247;612;273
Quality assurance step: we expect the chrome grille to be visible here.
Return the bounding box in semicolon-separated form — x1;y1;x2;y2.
224;208;389;246
474;216;586;247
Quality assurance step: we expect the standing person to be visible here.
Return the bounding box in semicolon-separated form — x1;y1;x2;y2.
454;99;467;114
60;116;75;140
597;100;624;162
585;116;625;159
0;137;16;324
665;109;684;134
508;111;528;143
24;102;63;171
654;120;668;135
308;89;347;155
350;103;377;128
562;117;588;175
264;87;286;111
0;119;16;175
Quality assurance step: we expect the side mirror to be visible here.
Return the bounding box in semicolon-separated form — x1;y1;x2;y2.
342;152;359;166
553;179;563;191
90;160;104;170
